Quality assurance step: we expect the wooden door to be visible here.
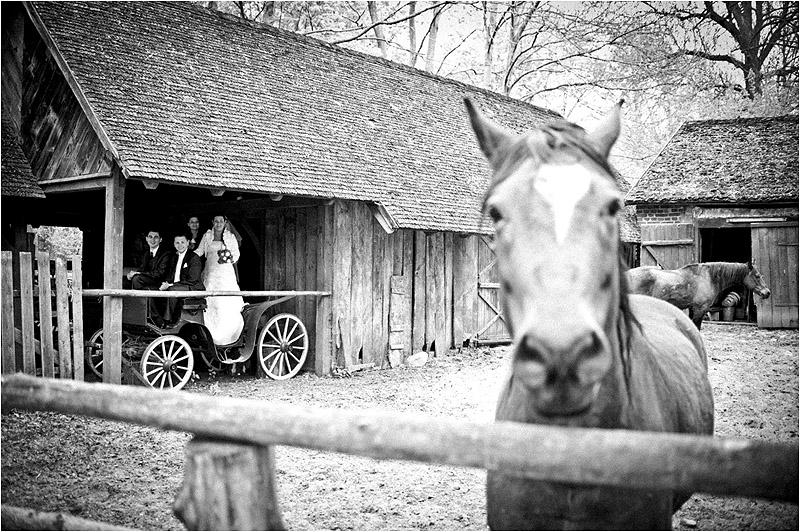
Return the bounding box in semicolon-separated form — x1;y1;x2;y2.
751;222;798;329
475;236;510;343
640;223;695;268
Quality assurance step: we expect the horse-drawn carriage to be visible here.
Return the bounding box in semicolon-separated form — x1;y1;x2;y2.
84;294;308;390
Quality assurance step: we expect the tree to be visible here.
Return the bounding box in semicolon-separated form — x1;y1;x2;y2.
647;1;799;99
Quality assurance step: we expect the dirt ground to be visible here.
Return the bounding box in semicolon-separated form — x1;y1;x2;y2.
2;324;797;530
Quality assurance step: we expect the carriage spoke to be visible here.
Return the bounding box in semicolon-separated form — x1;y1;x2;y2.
144;366;162;378
267;329;281;344
269;353;281;374
286;321;298;340
167;372;174;389
261;343;281;349
286;350;301;365
172;351;191;364
286;333;305;346
283;317;290;341
263;348;280;361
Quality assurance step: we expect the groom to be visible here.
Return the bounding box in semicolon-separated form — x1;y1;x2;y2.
159;233;205;326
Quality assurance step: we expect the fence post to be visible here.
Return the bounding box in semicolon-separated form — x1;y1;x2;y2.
70;256;84;381
54;257;72;379
174;438;285;531
1;251;15;374
19;252;36;375
36;253;55;378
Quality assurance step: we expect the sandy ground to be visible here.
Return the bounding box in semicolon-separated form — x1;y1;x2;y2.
1;323;797;530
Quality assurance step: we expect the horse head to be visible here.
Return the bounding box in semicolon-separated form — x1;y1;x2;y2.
466;99;626;419
746;261;771;299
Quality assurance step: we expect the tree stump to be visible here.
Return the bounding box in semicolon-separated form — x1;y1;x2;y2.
174;438;285;530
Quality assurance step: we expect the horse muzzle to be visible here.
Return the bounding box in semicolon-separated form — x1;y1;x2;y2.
512;328;612;418
757;288;771;299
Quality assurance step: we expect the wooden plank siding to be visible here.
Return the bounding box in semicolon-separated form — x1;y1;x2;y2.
2;11;111;181
640;223;695;269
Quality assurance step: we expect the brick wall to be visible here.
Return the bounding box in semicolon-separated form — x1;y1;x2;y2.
636;205;691;224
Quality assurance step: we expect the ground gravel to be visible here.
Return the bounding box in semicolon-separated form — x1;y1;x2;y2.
1;323;797;530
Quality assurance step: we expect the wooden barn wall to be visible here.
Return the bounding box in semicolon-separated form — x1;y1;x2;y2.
1;6;110;180
321;200;501;371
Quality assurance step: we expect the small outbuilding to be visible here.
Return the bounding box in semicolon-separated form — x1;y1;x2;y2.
627;115;798;328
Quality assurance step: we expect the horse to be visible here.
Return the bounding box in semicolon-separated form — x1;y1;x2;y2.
464;99;714;530
627;262;771;330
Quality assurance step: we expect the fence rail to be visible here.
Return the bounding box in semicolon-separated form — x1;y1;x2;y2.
3;374;797;506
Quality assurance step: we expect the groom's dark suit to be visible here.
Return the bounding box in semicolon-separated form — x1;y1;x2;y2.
162;251;205;323
131;245;171;289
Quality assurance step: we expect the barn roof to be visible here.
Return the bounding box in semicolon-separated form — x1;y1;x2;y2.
1;117;45;198
627;115;799;205
31;1;566;235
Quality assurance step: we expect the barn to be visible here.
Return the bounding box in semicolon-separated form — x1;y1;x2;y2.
2;1;638;380
627;115;799;328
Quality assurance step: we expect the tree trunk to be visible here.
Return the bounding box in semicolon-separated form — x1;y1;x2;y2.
424;6;443;72
174;438;285;531
367;1;389;59
483;2;498;90
408;2;418;67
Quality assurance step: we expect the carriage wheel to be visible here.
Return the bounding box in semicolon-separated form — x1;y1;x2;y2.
257;313;308;380
84;328;104;378
141;335;194;391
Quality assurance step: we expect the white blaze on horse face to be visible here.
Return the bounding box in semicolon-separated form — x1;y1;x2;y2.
533;163;593;244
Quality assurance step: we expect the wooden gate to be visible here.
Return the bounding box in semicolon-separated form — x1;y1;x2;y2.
639;223;695;268
475;236;509;344
751;222;798;329
1;250;85;379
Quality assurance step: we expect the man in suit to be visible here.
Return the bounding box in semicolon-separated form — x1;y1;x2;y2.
126;228;172;325
159;233;205;326
127;228;171;289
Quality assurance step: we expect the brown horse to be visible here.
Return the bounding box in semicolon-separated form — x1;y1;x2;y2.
465;99;714;530
627;262;771;329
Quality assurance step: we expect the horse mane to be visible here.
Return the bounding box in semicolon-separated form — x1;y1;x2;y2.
683;262;750;290
481;119;638;387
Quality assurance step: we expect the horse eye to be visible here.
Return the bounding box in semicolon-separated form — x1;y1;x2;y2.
488;206;503;224
605;199;621;217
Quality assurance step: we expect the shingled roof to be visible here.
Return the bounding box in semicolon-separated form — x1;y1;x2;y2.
32;1;565;234
1;117;45;198
627;115;798;205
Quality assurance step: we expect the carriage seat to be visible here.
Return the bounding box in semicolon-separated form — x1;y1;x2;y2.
182;297;207;312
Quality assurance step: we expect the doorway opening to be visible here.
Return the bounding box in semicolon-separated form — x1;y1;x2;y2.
699;227;756;323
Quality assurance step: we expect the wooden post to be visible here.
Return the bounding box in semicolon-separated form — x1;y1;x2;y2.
174;438;285;531
54;257;72;379
70;256;84;381
18;252;35;375
37;252;55;378
103;166;125;384
1;252;16;374
314;204;334;376
1;504;135;531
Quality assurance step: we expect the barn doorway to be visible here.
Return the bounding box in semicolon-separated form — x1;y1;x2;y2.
699;227;752;263
699;227;755;323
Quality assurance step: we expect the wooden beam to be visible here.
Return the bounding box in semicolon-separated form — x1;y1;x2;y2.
1;505;136;531
3;374;797;503
102;165;125;384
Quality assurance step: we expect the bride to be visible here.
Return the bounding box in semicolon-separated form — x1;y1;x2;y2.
194;215;244;345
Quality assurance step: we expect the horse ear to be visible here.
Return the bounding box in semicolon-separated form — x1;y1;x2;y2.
587;99;624;159
464;98;512;166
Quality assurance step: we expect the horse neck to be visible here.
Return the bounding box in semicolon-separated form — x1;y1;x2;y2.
705;262;748;292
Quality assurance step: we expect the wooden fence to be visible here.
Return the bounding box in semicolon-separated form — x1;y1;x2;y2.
1;250;84;380
2;375;797;530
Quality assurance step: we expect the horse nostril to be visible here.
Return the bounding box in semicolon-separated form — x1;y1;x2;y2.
519;335;547;365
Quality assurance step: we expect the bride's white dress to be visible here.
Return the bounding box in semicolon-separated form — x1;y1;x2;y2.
195;233;244;345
